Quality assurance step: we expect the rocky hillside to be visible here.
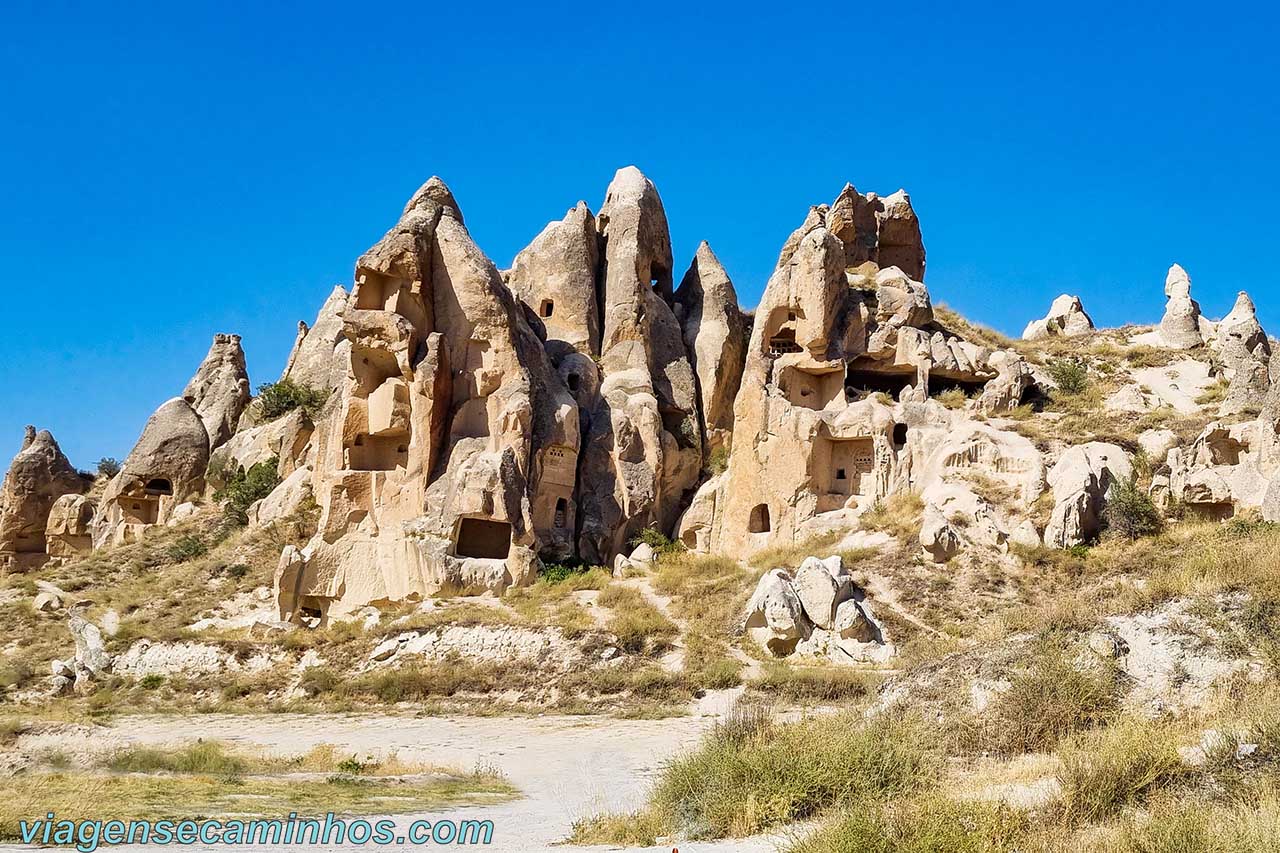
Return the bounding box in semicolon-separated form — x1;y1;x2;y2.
0;165;1277;710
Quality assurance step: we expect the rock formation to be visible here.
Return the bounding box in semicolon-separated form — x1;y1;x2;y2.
506;202;600;356
0;427;88;568
1159;264;1208;350
93;398;211;547
45;494;95;559
673;242;747;455
281;286;352;397
1022;294;1094;340
677;194;1036;558
275;177;580;622
182;333;251;448
743;555;891;662
1044;442;1133;548
826;185;926;279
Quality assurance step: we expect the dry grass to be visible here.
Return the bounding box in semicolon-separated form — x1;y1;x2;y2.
861;492;925;542
596;585;677;654
0;740;513;839
572;709;940;843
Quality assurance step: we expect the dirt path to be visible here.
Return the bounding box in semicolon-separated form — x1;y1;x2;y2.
4;707;785;853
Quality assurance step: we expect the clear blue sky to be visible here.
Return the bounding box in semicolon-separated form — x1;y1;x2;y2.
3;2;1278;469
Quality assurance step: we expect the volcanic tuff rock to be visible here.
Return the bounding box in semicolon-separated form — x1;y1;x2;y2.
281;285;352;397
275;176;580;621
673;241;747;455
182;333;251;448
0;427;88;567
1022;294;1094;340
93;398;211;547
1159;263;1210;349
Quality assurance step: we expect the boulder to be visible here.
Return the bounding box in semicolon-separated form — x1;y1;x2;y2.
182;333;251;449
69;614;111;676
0;427;88;567
792;556;846;628
920;503;961;562
1215;291;1270;369
33;591;62;612
743;569;811;656
1138;429;1179;464
1022;294;1094;340
1044;442;1133;548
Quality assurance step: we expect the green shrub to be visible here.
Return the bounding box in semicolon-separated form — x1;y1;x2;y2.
1046;358;1090;395
1103;478;1164;540
139;674;165;690
629;527;684;555
103;741;247;776
256;379;328;420
705;446;730;475
165;535;208;563
216;457;281;527
96;457;121;477
539;558;590;584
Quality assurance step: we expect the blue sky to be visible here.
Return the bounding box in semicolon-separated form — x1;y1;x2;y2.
2;2;1278;468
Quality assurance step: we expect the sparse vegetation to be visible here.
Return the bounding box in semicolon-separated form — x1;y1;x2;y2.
1045;357;1090;396
96;457;121;478
572;709;939;843
256;379;329;420
215;456;281;526
1103;477;1164;540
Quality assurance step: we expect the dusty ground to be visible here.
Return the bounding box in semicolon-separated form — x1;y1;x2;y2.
0;696;784;853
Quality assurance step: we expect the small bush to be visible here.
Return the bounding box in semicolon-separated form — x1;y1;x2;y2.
96;457;122;477
1103;478;1164;540
752;663;875;703
1046;358;1090;395
139;674;165;690
164;535;208;563
256;379;328;420
216;457;281;527
936;387;969;410
629;527;684;555
704;446;730;475
539;558;590;584
649;711;939;838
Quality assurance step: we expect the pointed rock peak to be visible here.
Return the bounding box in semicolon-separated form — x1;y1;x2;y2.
679;241;736;303
21;425;35;451
694;240;721;266
833;183;861;204
1165;263;1192;297
402;176;463;223
1228;290;1257;317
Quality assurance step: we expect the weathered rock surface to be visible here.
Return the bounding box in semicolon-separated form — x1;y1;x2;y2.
507;201;600;356
674;242;747;454
276;177;580;622
0;427;88;567
44;493;95;559
1159;264;1208;350
1022;294;1094;340
1044;442;1133;547
93;398;211;547
743;556;891;662
281;286;351;396
182;333;251;449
